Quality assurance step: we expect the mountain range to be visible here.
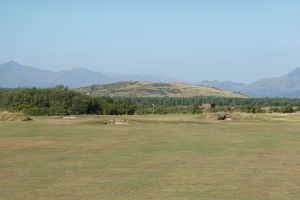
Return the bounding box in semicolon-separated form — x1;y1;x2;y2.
0;61;173;88
1;61;300;98
201;67;300;98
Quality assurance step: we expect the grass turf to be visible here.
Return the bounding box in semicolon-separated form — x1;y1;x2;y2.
1;115;300;200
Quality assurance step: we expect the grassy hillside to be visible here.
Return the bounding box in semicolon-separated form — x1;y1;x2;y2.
76;81;246;98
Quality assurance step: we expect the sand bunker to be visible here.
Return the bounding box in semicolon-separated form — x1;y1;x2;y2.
105;119;130;125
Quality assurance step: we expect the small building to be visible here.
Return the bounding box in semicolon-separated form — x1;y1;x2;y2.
200;103;216;110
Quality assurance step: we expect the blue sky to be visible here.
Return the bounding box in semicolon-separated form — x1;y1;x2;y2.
1;0;300;83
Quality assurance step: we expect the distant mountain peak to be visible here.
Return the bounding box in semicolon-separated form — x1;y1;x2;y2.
201;67;300;98
289;67;300;74
72;68;91;72
4;60;20;66
61;67;91;73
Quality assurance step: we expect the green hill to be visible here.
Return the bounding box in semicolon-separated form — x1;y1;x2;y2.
76;81;247;98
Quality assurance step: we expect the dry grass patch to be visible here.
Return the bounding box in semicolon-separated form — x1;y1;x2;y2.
0;111;30;121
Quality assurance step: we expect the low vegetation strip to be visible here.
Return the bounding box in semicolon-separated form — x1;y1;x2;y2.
0;86;300;116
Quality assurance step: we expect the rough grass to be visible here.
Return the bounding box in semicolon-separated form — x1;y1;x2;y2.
193;112;300;122
0;111;28;121
1;114;300;200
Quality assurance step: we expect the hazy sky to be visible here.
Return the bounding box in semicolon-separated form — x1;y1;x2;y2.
1;0;300;83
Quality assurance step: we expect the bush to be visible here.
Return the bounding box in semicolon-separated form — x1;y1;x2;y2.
269;106;295;113
280;106;295;113
239;105;264;113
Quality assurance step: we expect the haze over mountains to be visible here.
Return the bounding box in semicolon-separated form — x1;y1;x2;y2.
201;67;300;98
0;61;173;88
1;61;300;98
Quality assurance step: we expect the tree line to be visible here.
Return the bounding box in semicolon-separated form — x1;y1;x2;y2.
0;87;299;115
114;96;300;107
0;86;135;115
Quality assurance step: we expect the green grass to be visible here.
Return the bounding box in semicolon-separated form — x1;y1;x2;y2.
1;114;300;199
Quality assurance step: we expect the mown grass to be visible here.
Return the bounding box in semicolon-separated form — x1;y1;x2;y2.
1;114;300;200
